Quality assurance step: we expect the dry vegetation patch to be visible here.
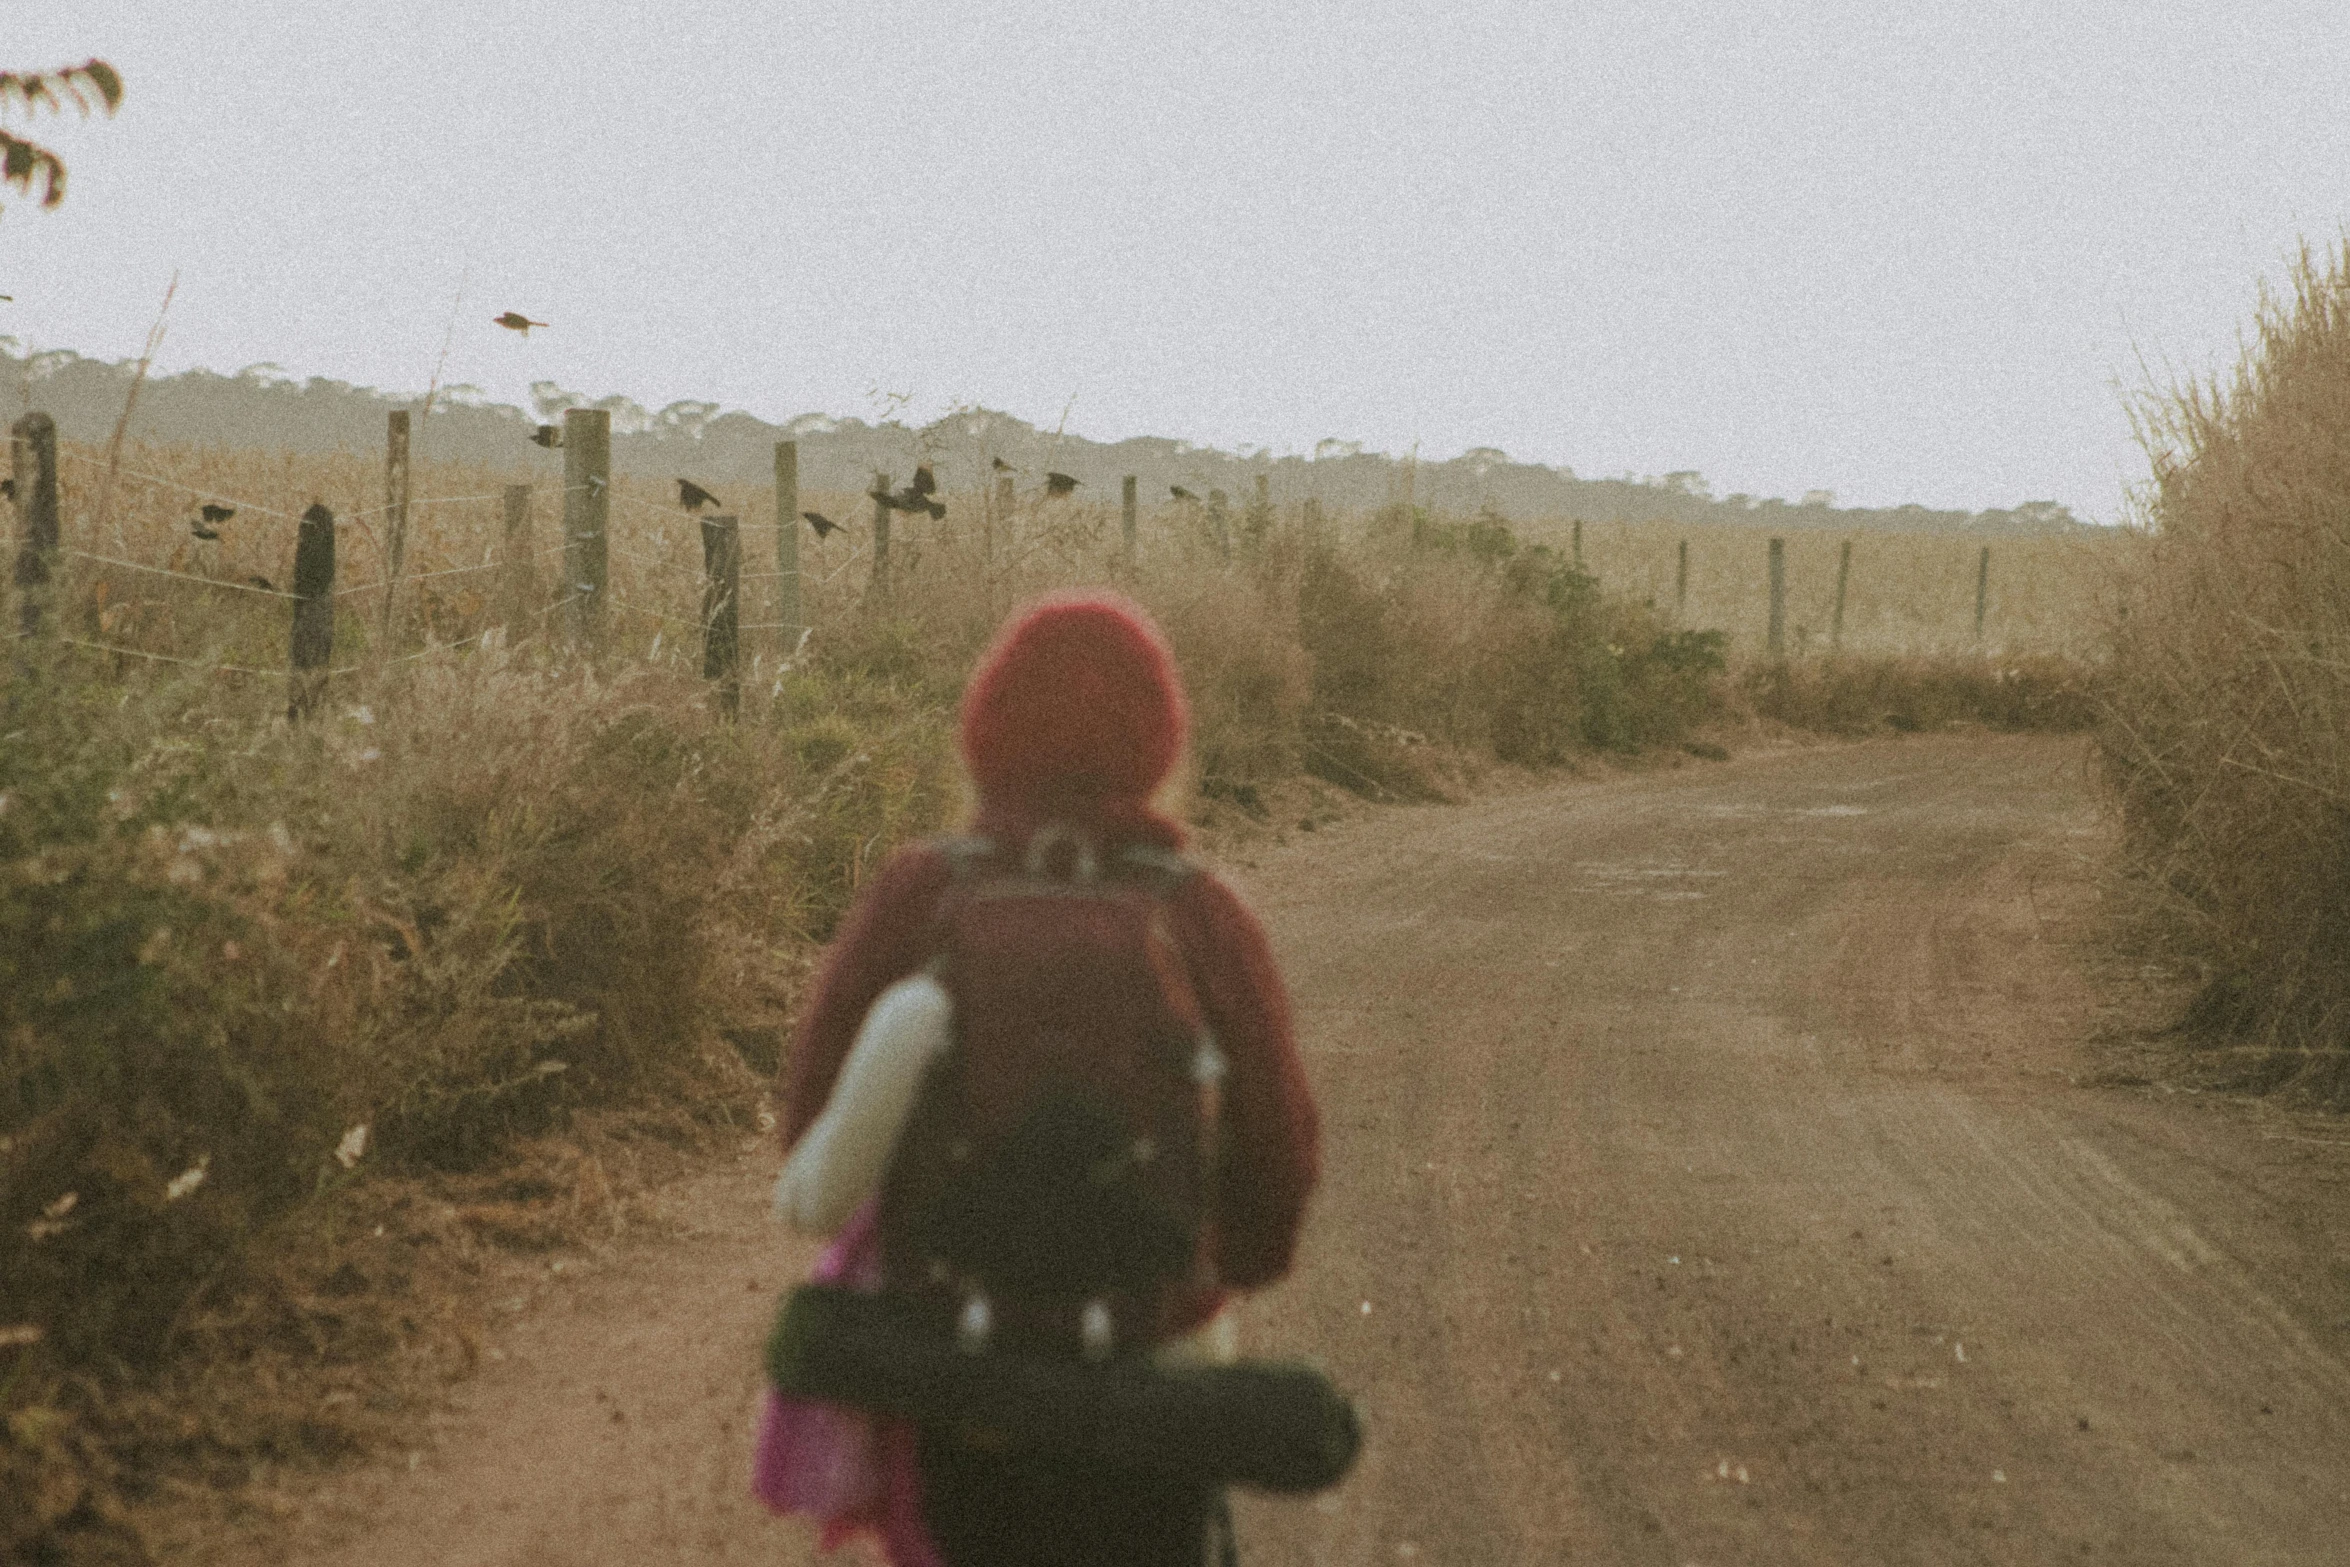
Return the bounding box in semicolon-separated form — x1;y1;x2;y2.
2099;241;2350;1102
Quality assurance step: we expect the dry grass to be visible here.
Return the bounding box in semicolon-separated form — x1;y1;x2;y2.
2098;239;2350;1100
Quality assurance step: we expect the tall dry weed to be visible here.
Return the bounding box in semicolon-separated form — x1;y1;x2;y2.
2099;239;2350;1093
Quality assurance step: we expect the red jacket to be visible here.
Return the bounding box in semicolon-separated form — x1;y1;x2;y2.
778;806;1319;1299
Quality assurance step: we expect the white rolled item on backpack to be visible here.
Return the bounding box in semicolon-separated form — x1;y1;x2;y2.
774;973;955;1236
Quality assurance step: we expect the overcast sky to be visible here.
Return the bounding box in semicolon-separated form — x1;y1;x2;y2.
1;2;2342;517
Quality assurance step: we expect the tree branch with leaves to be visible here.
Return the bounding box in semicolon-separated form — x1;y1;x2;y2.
0;59;122;212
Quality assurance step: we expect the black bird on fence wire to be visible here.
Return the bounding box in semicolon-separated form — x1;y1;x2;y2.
991;456;1013;472
1170;486;1195;502
190;504;235;540
202;503;234;525
910;464;937;497
678;479;722;512
803;511;840;540
494;311;548;336
1045;472;1080;497
249;575;275;592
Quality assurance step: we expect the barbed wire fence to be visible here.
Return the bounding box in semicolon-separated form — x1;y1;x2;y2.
0;407;889;721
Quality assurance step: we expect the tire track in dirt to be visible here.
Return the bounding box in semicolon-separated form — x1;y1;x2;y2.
227;733;2350;1565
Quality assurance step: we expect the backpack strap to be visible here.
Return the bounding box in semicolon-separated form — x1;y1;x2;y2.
1111;841;1199;896
930;833;1001;883
931;830;1198;894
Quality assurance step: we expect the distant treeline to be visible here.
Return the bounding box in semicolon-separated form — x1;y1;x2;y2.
0;345;2086;535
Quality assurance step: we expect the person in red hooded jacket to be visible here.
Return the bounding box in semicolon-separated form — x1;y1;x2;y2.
778;589;1320;1565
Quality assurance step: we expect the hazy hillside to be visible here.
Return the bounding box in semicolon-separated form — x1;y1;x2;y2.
0;344;2086;535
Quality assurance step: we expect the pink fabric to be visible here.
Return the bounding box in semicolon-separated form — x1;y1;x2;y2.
752;1203;942;1567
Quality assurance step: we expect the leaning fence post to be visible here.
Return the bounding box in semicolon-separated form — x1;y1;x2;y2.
1121;474;1138;565
380;410;411;648
773;440;802;657
1572;518;1585;573
867;471;893;606
1675;539;1689;619
701;512;742;720
10;411;58;640
561;406;611;651
498;484;537;633
287;503;337;722
1207;488;1231;562
1766;536;1786;662
1974;545;1991;645
1831;539;1852;651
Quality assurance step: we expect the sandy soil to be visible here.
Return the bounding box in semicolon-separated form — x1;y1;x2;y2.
194;733;2350;1565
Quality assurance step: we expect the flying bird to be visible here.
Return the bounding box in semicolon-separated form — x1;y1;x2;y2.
494;311;548;336
803;511;840;540
1170;486;1195;502
1045;472;1080;497
678;479;721;512
869;476;946;520
191;520;221;541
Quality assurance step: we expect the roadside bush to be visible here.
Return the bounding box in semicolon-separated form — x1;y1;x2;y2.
2099;239;2350;1092
1743;653;2098;736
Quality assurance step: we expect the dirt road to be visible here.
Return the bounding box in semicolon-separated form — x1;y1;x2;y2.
247;734;2350;1565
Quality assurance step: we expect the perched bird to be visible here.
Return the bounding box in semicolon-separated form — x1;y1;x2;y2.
191;519;221;541
1045;472;1080;496
991;456;1013;472
494;311;548;336
531;424;564;449
910;464;937;497
803;511;840;540
201;503;235;525
1170;486;1196;502
678;479;721;512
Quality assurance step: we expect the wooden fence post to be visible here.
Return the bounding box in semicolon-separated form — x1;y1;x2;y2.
1974;545;1991;645
561;406;610;651
1572;518;1585;573
1207;489;1230;562
499;484;535;633
1675;539;1689;619
867;472;892;606
1766;536;1786;662
1831;539;1852;651
773;440;802;656
10;411;58;640
701;513;741;720
287;503;337;722
1121;474;1138;565
380;409;411;647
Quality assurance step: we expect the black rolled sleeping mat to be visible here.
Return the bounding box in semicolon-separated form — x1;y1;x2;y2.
765;1284;1361;1495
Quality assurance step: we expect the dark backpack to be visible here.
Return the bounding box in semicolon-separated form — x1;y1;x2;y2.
876;827;1226;1358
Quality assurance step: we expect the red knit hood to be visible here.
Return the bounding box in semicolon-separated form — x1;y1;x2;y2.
959;592;1189;821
